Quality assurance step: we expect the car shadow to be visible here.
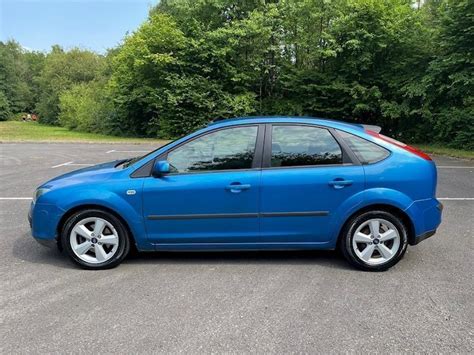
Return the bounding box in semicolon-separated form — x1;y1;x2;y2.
14;232;352;271
125;248;352;271
13;233;72;269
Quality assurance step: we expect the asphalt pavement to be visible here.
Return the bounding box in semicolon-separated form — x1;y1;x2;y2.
0;142;473;353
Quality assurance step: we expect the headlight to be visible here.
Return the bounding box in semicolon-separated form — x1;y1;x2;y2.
33;188;50;203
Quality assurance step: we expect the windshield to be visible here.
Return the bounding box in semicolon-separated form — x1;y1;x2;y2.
120;138;180;168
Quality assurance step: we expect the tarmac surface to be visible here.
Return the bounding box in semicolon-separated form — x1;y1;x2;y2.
0;142;473;353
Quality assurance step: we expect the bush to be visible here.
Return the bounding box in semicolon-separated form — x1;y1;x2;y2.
59;81;112;132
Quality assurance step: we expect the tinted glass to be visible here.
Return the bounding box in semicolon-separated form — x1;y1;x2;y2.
338;130;390;164
167;126;258;173
271;125;343;167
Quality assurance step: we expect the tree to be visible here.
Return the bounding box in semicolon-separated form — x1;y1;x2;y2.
1;0;471;149
0;91;11;121
0;40;35;117
422;0;474;148
36;46;105;124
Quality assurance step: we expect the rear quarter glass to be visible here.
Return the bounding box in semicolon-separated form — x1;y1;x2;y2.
337;130;390;164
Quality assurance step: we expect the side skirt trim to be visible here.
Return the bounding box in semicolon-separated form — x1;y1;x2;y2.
150;242;334;250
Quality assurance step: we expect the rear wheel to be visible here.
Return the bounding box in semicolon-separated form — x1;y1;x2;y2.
61;209;130;270
340;210;408;271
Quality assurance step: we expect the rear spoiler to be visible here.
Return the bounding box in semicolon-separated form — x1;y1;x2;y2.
361;124;382;133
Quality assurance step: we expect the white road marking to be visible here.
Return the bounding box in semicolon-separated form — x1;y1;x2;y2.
106;149;148;154
438;198;474;201
51;161;73;168
437;166;473;169
51;161;93;168
0;197;32;200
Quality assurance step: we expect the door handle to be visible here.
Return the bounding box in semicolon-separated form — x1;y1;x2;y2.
225;183;251;193
328;179;353;189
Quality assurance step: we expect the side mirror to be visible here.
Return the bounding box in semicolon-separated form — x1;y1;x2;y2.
152;160;170;177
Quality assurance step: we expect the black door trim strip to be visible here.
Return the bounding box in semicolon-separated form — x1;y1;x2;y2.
148;213;259;220
260;211;329;217
147;211;329;220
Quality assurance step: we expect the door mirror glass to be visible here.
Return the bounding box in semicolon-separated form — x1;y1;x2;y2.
152;160;170;177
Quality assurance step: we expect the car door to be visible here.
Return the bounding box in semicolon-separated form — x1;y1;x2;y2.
260;124;365;244
142;124;264;245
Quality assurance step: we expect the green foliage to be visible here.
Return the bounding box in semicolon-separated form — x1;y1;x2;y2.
107;12;258;138
1;0;472;149
36;46;105;125
421;0;474;149
0;40;44;119
58;81;112;132
0;91;11;121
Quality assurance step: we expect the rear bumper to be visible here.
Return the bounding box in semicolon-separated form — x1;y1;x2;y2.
406;198;443;245
410;229;437;245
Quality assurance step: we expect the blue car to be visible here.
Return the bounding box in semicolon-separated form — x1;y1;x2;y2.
29;117;442;271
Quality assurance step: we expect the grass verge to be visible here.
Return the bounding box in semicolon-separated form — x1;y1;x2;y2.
414;144;474;160
0;121;167;144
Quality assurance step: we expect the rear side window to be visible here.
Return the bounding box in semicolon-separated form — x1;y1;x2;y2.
271;125;343;167
338;130;389;164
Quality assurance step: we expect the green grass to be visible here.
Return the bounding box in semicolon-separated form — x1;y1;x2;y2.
414;144;474;160
0;121;168;144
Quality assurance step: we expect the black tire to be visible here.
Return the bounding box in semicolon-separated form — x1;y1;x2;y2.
340;210;408;271
61;209;130;270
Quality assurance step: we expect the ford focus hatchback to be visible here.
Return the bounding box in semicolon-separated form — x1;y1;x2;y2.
29;117;442;271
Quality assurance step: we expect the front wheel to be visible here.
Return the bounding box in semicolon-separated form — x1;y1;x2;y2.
61;209;130;270
340;210;408;271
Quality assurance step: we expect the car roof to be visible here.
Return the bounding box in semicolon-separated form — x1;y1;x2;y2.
208;116;366;132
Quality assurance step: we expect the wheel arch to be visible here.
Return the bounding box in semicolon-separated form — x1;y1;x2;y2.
336;203;416;248
56;204;137;251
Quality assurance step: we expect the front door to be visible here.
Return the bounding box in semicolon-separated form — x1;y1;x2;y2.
260;124;365;244
143;125;263;245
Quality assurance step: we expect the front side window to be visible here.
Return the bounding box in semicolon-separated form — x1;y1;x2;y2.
337;130;390;164
167;126;258;173
271;125;343;167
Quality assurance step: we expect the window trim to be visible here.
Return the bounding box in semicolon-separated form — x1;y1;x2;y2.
262;123;359;170
132;124;265;177
331;128;362;165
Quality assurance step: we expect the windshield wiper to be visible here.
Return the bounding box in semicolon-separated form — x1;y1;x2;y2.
122;156;142;168
115;158;133;168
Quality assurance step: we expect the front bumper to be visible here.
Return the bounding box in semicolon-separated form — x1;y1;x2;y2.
29;201;64;247
33;236;58;248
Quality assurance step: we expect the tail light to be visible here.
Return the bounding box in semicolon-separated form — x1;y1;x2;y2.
365;130;432;161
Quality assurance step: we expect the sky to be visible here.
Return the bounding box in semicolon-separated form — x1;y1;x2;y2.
0;0;159;53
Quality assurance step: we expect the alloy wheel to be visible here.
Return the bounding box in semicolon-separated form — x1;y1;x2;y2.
70;217;119;264
352;218;401;266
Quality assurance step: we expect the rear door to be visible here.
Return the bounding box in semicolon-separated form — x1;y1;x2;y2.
260;124;365;244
